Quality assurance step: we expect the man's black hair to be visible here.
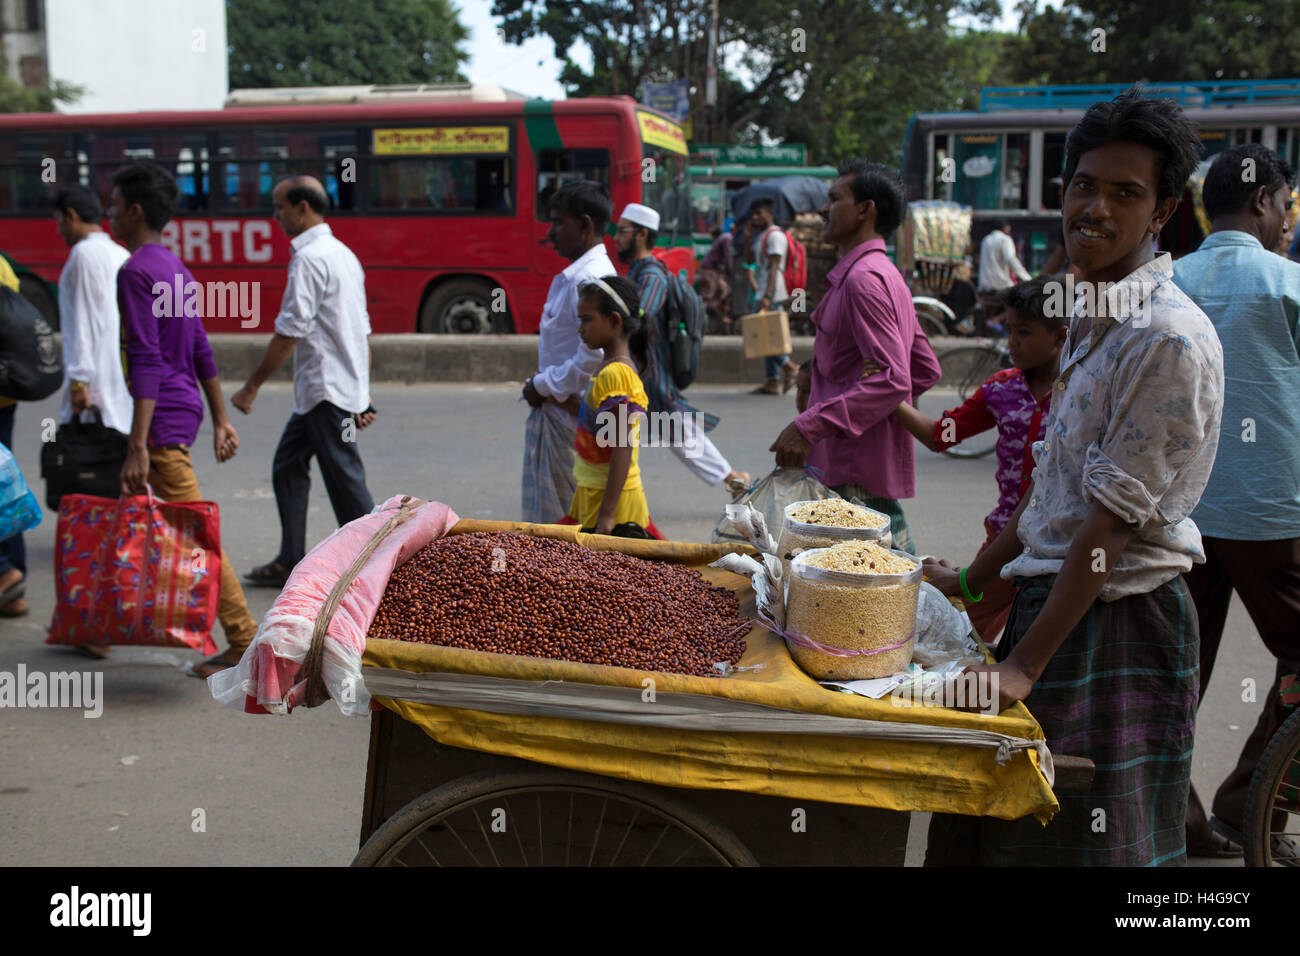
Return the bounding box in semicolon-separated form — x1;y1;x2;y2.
1202;143;1297;221
750;197;775;213
550;180;611;234
283;179;329;214
640;227;658;246
112;163;179;231
54;184;103;223
994;218;1012;232
836;159;907;239
1062;88;1203;205
1005;275;1066;332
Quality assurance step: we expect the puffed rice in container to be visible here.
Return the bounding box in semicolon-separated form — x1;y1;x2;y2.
783;540;922;681
776;499;892;579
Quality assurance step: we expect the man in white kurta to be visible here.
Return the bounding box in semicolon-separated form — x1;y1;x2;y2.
54;185;132;432
520;181;614;524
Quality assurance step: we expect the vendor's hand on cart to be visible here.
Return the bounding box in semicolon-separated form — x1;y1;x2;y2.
593;513;616;535
921;557;961;595
957;661;1034;716
770;422;812;468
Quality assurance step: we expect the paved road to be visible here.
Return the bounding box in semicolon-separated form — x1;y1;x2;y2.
0;382;1270;865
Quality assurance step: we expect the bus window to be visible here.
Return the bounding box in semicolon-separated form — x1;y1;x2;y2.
953;133;1001;209
1042;132;1067;210
639;148;690;239
1199;129;1230;159
931;133;953;201
1282;128;1300;170
216;129;359;212
0;133;76;213
82;131;210;212
370;156;512;212
536;149;610;221
1002;133;1030;210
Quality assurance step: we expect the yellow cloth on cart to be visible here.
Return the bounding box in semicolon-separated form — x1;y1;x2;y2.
363;519;1059;823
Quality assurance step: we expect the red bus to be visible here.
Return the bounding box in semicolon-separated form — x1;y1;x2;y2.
0;89;694;334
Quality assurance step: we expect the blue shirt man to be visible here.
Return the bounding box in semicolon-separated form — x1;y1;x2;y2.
1172;142;1300;860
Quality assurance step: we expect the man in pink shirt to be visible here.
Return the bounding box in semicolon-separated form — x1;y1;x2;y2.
770;161;941;553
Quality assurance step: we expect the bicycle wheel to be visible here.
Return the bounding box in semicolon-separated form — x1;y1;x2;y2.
353;768;759;867
1242;705;1300;867
935;346;1004;459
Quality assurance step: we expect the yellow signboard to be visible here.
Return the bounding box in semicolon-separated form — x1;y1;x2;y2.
637;111;688;155
374;127;510;155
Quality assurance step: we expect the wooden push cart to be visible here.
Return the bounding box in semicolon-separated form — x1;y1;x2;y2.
354;698;1095;867
341;519;1091;867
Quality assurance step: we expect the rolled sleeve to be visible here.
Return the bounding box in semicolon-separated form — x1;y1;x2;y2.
1083;334;1222;529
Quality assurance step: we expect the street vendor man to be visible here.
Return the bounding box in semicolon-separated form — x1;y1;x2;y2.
924;90;1223;867
521;181;616;524
768;159;941;554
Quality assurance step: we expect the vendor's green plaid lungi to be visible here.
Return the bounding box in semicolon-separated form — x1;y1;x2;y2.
927;573;1199;866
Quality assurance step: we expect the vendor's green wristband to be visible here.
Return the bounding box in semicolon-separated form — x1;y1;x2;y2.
959;567;983;604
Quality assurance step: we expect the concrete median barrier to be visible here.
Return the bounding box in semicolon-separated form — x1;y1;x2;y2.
204;333;972;386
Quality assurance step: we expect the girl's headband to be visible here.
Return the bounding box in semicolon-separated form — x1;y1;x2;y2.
588;278;631;319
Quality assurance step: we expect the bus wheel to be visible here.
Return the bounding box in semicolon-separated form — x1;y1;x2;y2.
419;279;512;334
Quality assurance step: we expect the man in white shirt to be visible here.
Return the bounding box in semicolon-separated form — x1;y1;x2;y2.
520;180;615;523
748;198;798;394
977;219;1032;294
232;176;375;586
53;185;132;432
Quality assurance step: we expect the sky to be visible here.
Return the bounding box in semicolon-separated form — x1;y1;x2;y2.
458;0;1025;100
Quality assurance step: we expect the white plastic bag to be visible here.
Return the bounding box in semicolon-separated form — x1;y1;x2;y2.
712;467;838;547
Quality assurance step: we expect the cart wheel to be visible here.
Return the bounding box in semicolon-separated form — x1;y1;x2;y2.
353;769;758;867
1242;706;1300;867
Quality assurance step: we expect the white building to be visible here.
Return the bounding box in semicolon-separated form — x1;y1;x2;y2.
2;0;227;112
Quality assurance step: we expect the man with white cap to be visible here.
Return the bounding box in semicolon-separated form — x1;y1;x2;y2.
615;203;749;494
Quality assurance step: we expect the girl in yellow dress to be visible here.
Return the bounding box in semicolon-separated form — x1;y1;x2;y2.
566;276;664;539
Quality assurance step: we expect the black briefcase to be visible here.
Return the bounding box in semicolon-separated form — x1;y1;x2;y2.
40;407;128;509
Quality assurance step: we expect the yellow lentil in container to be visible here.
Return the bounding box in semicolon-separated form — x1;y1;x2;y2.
776;499;892;580
784;541;921;681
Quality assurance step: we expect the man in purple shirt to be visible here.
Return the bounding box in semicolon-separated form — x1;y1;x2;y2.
108;163;258;678
770;161;941;553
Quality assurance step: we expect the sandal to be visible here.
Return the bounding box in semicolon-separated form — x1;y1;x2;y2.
73;643;112;659
750;384;782;395
244;561;291;588
190;649;243;679
0;577;26;607
0;596;29;617
1186;825;1241;858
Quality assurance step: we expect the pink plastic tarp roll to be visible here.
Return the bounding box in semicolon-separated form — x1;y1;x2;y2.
208;495;459;715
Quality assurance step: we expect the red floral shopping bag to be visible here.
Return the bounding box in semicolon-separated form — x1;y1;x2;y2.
46;491;222;655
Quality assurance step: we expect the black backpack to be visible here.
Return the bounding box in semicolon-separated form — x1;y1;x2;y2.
644;258;705;390
0;286;62;401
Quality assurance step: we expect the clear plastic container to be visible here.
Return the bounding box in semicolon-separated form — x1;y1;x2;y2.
783;543;922;681
776;500;892;579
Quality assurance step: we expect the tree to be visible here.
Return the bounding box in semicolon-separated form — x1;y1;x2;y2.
0;53;82;112
1009;0;1300;86
492;0;1003;165
227;0;470;88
